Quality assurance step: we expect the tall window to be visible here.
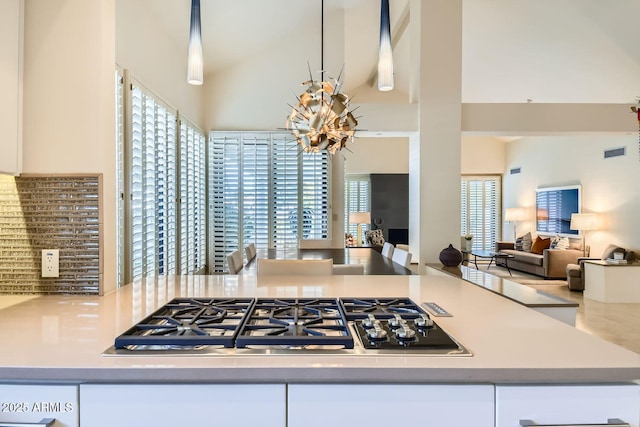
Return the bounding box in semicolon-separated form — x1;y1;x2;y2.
128;79;178;281
179;118;207;274
116;72;206;285
461;175;501;251
344;174;371;237
115;68;125;287
210;132;330;272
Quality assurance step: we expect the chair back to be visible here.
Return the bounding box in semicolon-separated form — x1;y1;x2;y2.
298;239;335;249
381;242;395;259
257;258;333;276
226;250;243;274
244;243;256;261
332;264;365;275
391;247;412;268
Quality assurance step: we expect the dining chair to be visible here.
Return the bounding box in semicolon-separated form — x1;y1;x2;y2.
332;264;365;275
257;258;333;276
226;250;243;274
381;242;395;259
391;247;412;268
298;239;335;249
244;243;256;262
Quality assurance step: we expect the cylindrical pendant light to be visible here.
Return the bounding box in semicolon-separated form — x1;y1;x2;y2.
377;0;394;91
187;0;203;85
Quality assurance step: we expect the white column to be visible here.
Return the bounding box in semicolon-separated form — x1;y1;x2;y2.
410;0;463;268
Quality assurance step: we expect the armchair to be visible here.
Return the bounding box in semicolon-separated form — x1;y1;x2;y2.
565;244;630;291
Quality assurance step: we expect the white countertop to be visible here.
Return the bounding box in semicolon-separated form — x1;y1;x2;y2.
0;268;638;384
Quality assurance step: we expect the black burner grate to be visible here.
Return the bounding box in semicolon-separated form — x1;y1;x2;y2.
339;297;425;320
235;298;354;349
114;298;254;349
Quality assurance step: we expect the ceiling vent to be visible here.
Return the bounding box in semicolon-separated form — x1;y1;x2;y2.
510;167;521;175
603;147;626;159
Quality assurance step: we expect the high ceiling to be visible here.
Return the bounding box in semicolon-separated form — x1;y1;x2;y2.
122;0;640;104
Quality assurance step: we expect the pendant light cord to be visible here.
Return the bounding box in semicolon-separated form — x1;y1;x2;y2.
321;0;324;81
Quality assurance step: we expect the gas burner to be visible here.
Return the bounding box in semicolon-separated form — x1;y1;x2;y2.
235;298;354;349
340;298;424;320
114;298;254;349
110;296;470;356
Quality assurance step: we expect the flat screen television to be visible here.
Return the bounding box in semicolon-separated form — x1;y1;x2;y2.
535;185;581;237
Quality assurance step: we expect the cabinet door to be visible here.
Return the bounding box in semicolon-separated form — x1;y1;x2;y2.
80;384;286;427
288;384;494;427
0;384;78;427
496;384;640;427
0;0;23;175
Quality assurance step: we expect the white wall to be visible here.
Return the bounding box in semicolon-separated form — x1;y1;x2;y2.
116;0;203;128
462;0;640;103
23;0;116;293
461;136;505;174
344;137;410;174
502;135;640;257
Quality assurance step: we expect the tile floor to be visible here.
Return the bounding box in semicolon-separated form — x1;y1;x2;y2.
425;263;640;355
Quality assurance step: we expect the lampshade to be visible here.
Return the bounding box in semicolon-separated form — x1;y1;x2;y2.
349;212;371;225
377;0;394;91
505;207;526;222
187;0;203;85
570;213;598;231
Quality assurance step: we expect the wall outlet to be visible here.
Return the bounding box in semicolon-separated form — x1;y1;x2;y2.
42;249;59;278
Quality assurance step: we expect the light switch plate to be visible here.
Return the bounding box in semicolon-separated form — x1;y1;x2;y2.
42;249;59;278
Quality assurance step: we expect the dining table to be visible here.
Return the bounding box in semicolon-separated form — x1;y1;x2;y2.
242;247;413;275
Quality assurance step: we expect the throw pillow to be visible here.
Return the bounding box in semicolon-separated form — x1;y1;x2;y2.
514;237;524;251
530;236;551;255
555;236;570;250
550;235;560;249
521;232;533;252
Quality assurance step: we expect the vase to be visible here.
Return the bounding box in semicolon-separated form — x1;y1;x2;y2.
465;240;473;251
439;244;463;267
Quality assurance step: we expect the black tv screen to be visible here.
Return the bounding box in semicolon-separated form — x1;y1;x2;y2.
535;185;581;236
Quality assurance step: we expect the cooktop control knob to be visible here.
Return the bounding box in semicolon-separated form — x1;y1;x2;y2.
395;325;416;340
415;314;434;328
367;324;388;341
388;314;402;328
362;314;377;328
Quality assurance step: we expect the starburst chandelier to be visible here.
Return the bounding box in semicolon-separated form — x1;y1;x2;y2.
286;69;358;155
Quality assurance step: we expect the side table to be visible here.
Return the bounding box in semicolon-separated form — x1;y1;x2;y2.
583;260;640;303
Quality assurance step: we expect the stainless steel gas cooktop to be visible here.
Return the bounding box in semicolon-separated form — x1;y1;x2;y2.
103;297;471;357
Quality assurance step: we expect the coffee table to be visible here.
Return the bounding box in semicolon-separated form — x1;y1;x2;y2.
463;250;515;276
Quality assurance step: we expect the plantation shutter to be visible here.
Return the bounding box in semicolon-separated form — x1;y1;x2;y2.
461;175;501;251
128;81;178;280
344;175;371;236
179;119;207;274
209;132;330;272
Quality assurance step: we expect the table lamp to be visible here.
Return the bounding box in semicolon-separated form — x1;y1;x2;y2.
505;207;526;242
349;212;371;246
570;213;598;256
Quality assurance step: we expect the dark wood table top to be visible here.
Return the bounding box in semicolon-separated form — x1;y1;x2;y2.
243;247;412;275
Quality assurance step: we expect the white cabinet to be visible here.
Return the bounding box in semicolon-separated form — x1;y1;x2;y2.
0;0;23;175
288;384;494;427
496;384;640;427
0;384;78;427
584;262;640;303
79;384;286;427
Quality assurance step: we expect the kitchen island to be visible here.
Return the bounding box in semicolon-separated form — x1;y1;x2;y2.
0;268;639;426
